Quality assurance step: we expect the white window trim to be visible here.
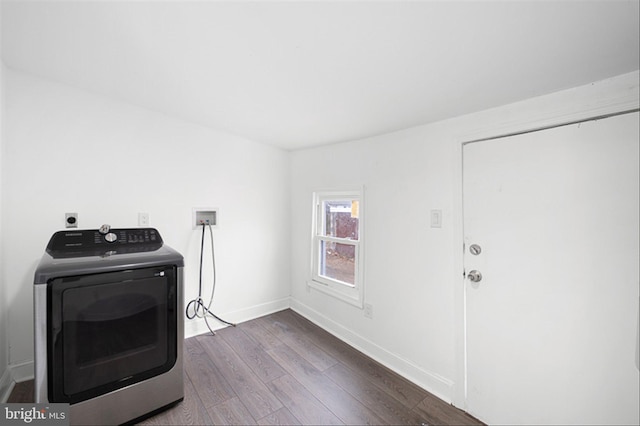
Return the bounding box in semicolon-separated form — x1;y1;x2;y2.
308;188;364;308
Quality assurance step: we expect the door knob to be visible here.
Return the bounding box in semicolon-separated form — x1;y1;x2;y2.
468;270;483;283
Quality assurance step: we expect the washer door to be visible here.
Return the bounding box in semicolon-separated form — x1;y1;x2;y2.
48;266;177;404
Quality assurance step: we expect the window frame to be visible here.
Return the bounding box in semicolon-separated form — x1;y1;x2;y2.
308;188;364;307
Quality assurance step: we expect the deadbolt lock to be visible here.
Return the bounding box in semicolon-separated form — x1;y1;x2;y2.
469;244;482;255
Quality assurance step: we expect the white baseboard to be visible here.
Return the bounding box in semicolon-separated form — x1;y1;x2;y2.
0;367;14;403
0;361;34;403
9;361;34;383
290;298;455;404
185;297;291;338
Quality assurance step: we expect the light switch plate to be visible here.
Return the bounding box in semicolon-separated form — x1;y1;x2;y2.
430;209;442;228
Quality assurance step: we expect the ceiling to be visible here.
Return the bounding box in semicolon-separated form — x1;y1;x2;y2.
2;1;639;150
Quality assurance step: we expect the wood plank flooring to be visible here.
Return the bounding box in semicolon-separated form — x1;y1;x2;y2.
7;309;482;425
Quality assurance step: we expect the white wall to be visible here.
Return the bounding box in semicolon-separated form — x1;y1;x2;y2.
2;69;291;375
291;114;459;400
290;71;640;405
0;0;9;400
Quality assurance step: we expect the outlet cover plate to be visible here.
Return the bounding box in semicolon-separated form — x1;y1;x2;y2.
65;212;78;228
364;303;373;319
138;212;149;227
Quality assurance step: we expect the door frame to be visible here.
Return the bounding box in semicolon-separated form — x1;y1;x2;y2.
450;73;639;411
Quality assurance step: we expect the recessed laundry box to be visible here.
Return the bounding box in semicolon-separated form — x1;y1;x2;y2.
33;227;184;425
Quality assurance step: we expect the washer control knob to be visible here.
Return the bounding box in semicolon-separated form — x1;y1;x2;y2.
105;232;118;243
99;224;111;235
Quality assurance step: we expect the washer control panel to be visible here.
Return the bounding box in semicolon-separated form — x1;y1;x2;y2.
46;228;163;258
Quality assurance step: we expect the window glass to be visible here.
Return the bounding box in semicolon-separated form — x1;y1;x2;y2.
322;200;359;240
319;240;356;285
310;189;364;307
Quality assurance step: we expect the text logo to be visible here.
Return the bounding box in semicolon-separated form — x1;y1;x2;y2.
2;404;69;426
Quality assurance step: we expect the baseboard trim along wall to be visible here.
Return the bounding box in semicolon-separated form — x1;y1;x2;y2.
184;297;291;338
0;361;34;403
289;298;455;404
0;368;14;403
9;361;34;384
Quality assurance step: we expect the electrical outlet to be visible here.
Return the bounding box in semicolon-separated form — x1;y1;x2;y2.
364;303;373;319
138;212;149;227
65;213;78;228
193;208;218;229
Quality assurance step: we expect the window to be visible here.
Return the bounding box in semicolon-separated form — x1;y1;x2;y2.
309;189;364;307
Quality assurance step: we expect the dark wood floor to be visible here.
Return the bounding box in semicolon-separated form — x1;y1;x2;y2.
8;309;481;425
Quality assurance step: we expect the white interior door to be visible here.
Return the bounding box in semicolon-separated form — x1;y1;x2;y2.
463;112;640;425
